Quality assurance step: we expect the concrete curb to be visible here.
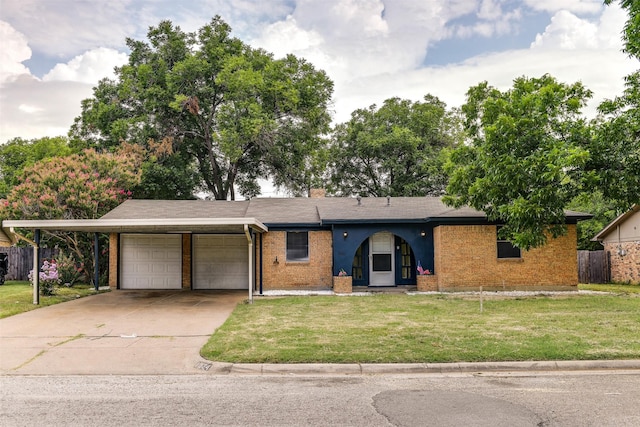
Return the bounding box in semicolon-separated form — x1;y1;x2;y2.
201;360;640;375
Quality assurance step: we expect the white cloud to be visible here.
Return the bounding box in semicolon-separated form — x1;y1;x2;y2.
43;48;128;84
1;0;137;58
0;75;94;143
0;21;32;84
18;104;43;114
333;46;637;124
531;11;599;49
453;0;522;39
252;0;490;99
254;15;324;57
531;4;626;50
0;0;635;149
523;0;602;14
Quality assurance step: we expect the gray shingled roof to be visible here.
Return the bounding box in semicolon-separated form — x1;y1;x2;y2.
312;197;484;223
99;197;590;225
101;197;486;225
101;199;249;220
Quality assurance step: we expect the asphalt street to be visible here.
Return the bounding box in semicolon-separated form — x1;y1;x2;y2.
2;370;640;426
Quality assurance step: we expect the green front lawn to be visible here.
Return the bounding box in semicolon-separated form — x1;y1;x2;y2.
202;285;640;363
0;281;103;319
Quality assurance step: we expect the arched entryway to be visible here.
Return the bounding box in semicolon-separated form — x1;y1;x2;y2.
351;231;417;287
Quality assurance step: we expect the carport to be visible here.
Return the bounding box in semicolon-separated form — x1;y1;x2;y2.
1;216;267;304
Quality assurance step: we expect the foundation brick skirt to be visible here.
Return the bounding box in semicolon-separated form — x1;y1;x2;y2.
417;275;437;291
333;276;352;294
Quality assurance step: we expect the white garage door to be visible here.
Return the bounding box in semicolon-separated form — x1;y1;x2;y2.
120;234;182;289
193;235;248;290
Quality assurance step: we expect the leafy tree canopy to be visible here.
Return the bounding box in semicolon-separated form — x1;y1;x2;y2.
590;1;640;214
444;75;593;250
590;71;640;212
0;145;144;280
0;136;75;198
328;95;463;197
605;0;640;58
70;17;334;200
568;191;618;250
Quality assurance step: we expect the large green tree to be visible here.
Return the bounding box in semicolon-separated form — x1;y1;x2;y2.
70;17;334;200
0;136;75;198
590;0;640;213
444;75;593;250
328;96;462;197
589;73;640;212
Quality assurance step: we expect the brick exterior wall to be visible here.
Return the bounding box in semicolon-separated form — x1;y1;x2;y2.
432;224;578;291
108;233;118;289
309;188;326;198
259;230;333;289
182;234;191;289
604;242;640;284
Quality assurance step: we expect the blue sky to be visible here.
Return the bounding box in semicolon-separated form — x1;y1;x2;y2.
0;0;637;146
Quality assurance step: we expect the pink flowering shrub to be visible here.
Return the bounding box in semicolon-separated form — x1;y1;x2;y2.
56;251;85;287
28;259;61;296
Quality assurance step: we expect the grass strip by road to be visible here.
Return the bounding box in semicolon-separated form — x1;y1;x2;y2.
0;281;102;319
201;290;640;363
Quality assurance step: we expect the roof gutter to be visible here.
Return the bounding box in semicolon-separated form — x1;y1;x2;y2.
2;218;268;234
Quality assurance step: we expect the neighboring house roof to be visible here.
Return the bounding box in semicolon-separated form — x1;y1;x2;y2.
593;205;640;242
0;228;15;246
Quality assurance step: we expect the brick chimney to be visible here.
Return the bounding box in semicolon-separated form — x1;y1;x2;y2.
309;188;326;198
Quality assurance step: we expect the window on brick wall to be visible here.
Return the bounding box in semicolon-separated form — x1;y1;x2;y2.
286;231;309;262
497;226;521;259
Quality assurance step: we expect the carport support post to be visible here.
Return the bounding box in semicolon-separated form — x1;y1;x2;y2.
244;225;253;304
33;229;40;305
94;233;100;291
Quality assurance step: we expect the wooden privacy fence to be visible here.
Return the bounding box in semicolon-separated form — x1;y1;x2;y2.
0;247;59;281
578;250;610;284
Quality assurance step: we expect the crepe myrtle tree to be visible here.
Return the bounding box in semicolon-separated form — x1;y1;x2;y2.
444;75;593;250
70;16;334;200
0;146;143;282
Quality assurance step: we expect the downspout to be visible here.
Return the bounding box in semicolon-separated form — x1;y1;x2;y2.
244;225;253;304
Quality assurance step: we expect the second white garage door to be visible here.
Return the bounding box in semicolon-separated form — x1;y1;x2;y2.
193;235;248;289
120;234;182;289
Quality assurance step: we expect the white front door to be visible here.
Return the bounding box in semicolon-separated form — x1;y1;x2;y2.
369;232;395;286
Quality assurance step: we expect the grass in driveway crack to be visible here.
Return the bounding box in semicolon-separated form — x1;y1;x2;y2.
52;334;85;347
11;334;85;371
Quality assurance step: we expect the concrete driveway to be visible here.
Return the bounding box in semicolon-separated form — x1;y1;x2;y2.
0;290;246;375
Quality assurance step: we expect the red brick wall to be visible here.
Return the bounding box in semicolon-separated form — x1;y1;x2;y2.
182;234;191;289
604;242;640;284
433;224;578;291
108;233;118;289
260;230;333;289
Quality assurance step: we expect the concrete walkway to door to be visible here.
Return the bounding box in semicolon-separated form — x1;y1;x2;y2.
0;290;246;375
